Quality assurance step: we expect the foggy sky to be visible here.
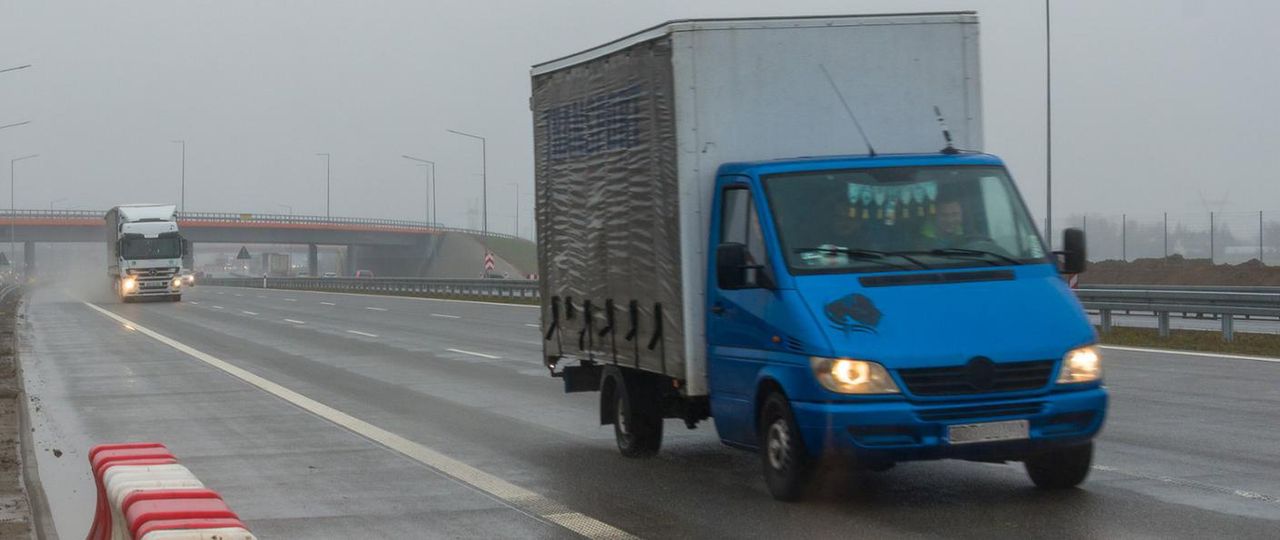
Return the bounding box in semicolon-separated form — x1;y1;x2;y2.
1;0;1276;236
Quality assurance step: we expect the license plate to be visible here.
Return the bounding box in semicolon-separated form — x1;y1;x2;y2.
947;419;1029;445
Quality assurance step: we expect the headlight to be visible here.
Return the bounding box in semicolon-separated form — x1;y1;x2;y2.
122;278;137;291
172;278;183;287
810;357;900;394
1057;346;1102;384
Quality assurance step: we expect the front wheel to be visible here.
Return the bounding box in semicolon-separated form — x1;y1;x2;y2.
759;391;810;501
1025;442;1093;489
611;375;662;458
169;295;182;302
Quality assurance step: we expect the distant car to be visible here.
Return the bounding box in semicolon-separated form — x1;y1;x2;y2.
322;272;338;278
354;270;374;278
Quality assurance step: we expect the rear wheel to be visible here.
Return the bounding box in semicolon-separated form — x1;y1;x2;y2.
610;374;662;458
169;295;182;302
759;391;810;501
1025;442;1093;489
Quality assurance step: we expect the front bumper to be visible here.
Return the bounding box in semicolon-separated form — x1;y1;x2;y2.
791;387;1106;463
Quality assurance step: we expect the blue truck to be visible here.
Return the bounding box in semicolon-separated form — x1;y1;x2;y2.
532;13;1105;501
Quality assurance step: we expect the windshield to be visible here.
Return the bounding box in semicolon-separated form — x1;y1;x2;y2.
121;236;182;260
764;165;1046;274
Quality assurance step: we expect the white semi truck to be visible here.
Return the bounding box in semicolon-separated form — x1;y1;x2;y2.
106;204;185;302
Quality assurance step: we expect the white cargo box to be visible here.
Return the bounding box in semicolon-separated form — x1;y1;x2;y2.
532;13;983;396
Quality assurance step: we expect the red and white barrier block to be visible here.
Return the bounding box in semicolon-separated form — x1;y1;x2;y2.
87;442;256;540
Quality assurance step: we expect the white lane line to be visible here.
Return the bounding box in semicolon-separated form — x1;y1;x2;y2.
1091;464;1280;504
525;324;540;328
216;292;224;295
430;314;461;319
211;306;224;310
283;319;306;325
320;302;336;306
241;311;258;316
81;302;634;540
221;287;539;308
256;295;267;299
366;307;389;312
189;301;200;305
234;294;244;297
347;330;379;338
283;298;297;302
447;348;501;360
1101;345;1280;364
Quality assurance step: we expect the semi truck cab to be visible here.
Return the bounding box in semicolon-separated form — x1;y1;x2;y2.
707;152;1104;499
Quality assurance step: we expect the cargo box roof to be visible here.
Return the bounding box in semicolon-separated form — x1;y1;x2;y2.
716;152;1003;176
531;11;978;76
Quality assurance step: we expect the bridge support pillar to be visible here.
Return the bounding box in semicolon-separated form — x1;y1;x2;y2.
343;245;356;277
23;241;34;277
182;240;195;270
308;244;318;277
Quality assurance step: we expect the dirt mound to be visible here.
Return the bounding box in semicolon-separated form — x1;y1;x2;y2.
1081;255;1280;286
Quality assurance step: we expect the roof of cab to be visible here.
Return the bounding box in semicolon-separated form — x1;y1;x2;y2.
716;152;1005;177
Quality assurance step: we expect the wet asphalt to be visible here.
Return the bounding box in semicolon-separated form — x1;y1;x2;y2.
19;286;1280;539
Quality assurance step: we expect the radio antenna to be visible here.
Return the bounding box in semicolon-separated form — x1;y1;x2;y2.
819;64;877;157
933;105;959;154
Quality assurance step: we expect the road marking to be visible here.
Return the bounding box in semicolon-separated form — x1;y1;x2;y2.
366;307;388;312
1092;464;1280;504
234;294;244;297
256;295;267;299
208;286;538;309
447;348;501;359
431;313;461;319
283;298;297;302
347;330;379;338
189;301;200;305
241;311;258;316
283;319;306;325
1101;345;1280;364
216;292;224;295
525;324;540;328
81;302;634;540
212;306;224;310
320;302;336;306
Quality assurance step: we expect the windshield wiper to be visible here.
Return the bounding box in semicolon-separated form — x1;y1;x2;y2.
899;247;1023;266
793;247;929;270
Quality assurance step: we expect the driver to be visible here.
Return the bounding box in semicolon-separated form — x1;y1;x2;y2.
919;187;968;248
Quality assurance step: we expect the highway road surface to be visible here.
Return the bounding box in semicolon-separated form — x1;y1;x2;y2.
20;286;1280;538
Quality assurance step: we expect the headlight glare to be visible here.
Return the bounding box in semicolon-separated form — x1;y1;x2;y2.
122;278;137;291
811;357;900;394
1057;346;1102;384
172;278;183;287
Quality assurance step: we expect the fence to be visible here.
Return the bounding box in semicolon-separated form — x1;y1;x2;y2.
1048;211;1280;265
201;276;539;301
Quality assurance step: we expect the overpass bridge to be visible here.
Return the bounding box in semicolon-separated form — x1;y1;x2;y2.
0;209;530;277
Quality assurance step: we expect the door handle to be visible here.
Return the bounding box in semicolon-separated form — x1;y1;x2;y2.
710;303;726;315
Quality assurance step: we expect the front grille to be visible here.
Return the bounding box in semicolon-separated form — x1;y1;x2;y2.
917;401;1044;422
898;360;1055;396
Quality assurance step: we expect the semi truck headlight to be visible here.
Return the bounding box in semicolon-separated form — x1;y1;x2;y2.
810;357;900;394
172;278;183;287
122;278;137;291
1057;346;1102;384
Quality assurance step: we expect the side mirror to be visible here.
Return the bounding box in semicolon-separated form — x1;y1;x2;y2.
1058;228;1086;274
716;243;749;289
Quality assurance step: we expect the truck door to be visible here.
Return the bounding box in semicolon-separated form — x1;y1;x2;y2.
708;182;779;446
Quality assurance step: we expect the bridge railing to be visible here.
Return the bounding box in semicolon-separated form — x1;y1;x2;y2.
0;209;522;239
201;276;539;301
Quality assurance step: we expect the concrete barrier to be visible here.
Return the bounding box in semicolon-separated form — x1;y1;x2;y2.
87;442;254;540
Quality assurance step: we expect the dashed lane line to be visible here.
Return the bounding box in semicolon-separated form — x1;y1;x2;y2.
347;330;379;338
366;307;389;312
320;302;336;306
447;348;501;360
283;319;306;325
242;311;258;316
431;314;461;319
81;302;635;540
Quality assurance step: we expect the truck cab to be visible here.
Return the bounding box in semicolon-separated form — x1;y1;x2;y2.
707;152;1104;499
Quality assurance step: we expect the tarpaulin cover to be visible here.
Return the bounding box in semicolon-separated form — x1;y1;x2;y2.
532;35;683;377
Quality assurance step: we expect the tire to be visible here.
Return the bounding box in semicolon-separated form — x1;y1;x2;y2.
1025;442;1093;489
759;391;810;501
611;374;662;458
170;295;182;302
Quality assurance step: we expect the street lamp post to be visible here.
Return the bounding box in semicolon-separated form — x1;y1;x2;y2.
316;153;331;217
1045;0;1054;251
401;155;435;225
0;65;32;75
10;154;39;269
0;121;31;132
172;140;186;214
446;129;487;246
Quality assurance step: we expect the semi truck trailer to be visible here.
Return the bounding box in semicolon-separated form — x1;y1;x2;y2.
106;204;185;302
532;12;1105;500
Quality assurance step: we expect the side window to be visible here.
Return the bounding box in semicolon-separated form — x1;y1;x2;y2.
721;187;769;267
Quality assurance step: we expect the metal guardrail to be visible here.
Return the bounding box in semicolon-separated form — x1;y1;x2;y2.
1075;286;1280;341
201;276;540;301
0;209;522;240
